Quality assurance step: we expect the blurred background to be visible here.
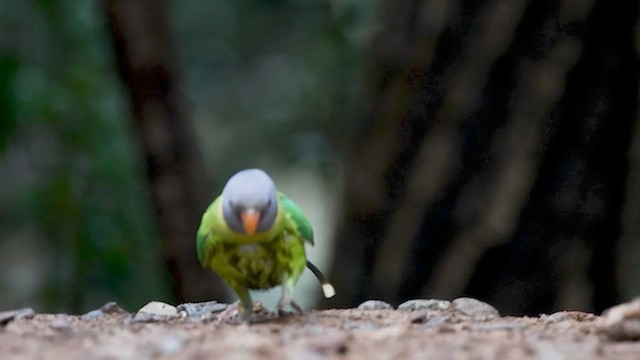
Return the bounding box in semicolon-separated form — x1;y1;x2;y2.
0;0;638;316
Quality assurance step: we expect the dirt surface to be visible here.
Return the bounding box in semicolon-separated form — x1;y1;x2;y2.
2;298;640;360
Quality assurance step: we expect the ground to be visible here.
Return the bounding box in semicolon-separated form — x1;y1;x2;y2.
2;297;640;360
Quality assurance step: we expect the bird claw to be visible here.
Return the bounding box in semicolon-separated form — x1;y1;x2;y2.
291;300;304;314
227;300;255;322
277;306;303;317
276;294;304;315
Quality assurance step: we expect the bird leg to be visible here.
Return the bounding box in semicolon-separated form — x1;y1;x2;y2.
277;281;303;316
231;284;254;321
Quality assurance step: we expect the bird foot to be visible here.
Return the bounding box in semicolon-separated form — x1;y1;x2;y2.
225;300;261;322
276;296;304;316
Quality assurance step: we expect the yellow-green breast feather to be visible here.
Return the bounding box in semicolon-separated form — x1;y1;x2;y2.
197;193;309;290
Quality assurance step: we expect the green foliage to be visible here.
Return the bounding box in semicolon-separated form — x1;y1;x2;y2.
0;55;19;150
0;0;170;313
0;0;375;313
171;0;374;179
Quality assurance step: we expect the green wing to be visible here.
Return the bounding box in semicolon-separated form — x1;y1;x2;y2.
196;196;222;267
196;228;208;266
278;192;314;246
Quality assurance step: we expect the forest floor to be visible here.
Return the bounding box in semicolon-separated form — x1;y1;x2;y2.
2;297;640;360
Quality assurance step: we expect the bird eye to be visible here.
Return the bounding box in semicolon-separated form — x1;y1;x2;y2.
228;200;241;215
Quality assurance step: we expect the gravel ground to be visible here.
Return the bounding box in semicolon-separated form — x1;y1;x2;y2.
2;297;640;360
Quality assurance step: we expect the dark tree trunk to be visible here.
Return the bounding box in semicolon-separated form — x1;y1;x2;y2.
103;0;227;302
329;0;640;315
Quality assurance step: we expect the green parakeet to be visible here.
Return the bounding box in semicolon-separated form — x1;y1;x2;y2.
196;169;335;319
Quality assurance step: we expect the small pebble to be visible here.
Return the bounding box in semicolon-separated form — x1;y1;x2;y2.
409;310;429;323
0;308;36;326
601;297;640;340
357;300;393;311
137;301;179;317
99;302;128;314
127;301;180;323
81;310;105;321
426;315;451;327
398;299;451;312
452;297;500;319
544;311;597;323
50;316;72;333
127;312;156;324
177;301;229;318
81;302;128;320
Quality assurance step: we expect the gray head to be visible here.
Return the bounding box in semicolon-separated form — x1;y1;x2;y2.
222;169;278;235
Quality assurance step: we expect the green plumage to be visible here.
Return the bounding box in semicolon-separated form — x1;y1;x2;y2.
197;190;313;318
197;169;334;320
197;192;310;288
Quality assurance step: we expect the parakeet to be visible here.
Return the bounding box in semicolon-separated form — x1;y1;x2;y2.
196;169;335;320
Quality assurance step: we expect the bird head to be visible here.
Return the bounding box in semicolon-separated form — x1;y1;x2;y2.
221;169;278;235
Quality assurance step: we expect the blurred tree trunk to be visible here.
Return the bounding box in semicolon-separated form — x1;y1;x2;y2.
104;0;227;302
330;0;639;315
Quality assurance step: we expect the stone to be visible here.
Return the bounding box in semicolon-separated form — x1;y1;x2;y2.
409;310;429;323
601;297;640;340
50;316;72;334
425;315;451;327
137;301;179;317
81;310;105;321
0;308;36;326
543;311;598;323
176;301;229;318
356;300;393;311
81;302;128;320
127;301;180;323
99;302;128;314
398;299;451;312
452;297;500;319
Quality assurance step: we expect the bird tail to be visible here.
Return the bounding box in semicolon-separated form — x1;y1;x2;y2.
306;260;336;298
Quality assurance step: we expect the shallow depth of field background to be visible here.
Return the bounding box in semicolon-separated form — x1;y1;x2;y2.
1;0;639;316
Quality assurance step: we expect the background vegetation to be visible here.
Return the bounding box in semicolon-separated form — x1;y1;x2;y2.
1;0;638;316
0;0;369;313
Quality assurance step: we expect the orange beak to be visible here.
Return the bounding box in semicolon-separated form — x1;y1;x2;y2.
240;209;260;235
